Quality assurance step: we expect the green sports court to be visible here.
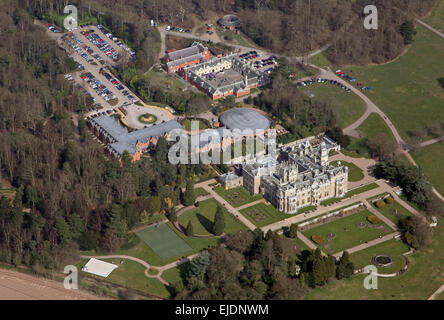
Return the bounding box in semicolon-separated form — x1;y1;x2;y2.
134;223;192;260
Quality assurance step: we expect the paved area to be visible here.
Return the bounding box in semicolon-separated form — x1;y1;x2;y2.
0;269;101;300
124;104;174;129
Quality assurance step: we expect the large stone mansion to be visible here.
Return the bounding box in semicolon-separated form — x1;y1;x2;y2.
219;135;348;214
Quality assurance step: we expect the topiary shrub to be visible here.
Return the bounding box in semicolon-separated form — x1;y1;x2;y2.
311;235;326;245
375;200;386;208
367;215;383;224
385;197;394;205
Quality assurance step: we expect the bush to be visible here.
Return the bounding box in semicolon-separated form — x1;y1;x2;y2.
367;215;382;224
385;197;394;205
311;235;326;245
375;200;386;208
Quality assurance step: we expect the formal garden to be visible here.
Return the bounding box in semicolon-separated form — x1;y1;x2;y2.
369;194;413;224
214;186;263;208
303;209;392;254
239;202;303;228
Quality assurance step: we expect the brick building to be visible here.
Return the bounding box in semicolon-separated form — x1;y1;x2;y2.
164;42;210;73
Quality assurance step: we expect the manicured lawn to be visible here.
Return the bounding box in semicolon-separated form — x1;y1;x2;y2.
358;113;397;145
369;197;413;225
78;258;171;299
134;223;192;260
195;187;210;197
411;141;444;195
342;25;444;143
305;217;444;300
181;118;209;131
350;239;410;274
240;203;292;228
424;0;444;33
161;262;189;286
331;160;364;182
178;198;248;236
138;113;157;124
343;113;397;158
300;82;366;128
302;210;392;254
214;186;263;208
320;183;379;206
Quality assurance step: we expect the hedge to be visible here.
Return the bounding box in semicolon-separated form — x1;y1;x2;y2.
367;215;383;224
311;234;326;245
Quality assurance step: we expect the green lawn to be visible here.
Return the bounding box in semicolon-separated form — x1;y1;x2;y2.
320;183;379;206
350;239;410;274
78;258;171;299
358;113;397;144
411;141;444;195
369;198;413;225
342;25;444;143
195;187;210;197
178;198;248;236
310;52;331;68
302;210;392;254
344;113;397;158
134;223;192;260
214;186;263;208
181;118;209;131
240;202;294;228
305;217;444;300
331;160;364;182
424;0;444;33
300;83;366;128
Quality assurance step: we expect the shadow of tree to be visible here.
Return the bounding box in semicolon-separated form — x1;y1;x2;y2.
196;213;214;234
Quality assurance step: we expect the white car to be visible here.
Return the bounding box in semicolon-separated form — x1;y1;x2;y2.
166;26;171;31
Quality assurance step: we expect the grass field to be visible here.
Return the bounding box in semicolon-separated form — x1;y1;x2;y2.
134;223;192;260
320;183;379;206
424;0;444;33
195;187;210;197
349;239;410;275
305;217;444;300
342;25;444;143
302;210;391;254
411;141;444;195
240;202;293;228
368;197;413;225
214;186;263;208
178;198;247;235
300;83;366;128
310;52;331;68
78;258;171;299
331;160;364;182
344;113;397;158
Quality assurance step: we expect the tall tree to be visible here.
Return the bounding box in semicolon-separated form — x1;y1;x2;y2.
212;205;225;236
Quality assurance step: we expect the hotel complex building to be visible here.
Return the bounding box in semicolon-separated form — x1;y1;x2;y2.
220;136;348;214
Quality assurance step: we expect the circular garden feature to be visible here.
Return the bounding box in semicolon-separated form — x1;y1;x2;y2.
138;113;158;125
372;254;394;268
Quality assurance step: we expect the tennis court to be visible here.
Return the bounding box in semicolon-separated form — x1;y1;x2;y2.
134;223;192;260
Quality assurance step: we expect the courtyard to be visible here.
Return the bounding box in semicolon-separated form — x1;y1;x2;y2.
239;202;294;228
